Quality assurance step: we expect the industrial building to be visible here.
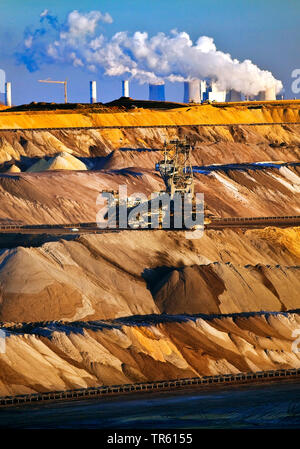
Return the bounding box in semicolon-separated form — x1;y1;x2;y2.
183;80;231;103
182;80;277;104
183;80;208;103
203;81;227;102
226;89;242;102
200;81;207;101
1;77;279;107
149;83;165;101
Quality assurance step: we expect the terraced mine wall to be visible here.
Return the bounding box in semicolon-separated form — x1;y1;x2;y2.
1;102;300;129
0;165;300;224
0;123;300;167
0;103;299;398
1;310;300;397
0;229;299;322
0;102;300;167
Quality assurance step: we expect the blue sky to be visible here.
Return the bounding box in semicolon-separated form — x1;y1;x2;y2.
0;0;299;104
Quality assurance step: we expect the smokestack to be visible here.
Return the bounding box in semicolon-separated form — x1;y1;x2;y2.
5;82;11;107
149;83;165;101
90;81;97;104
227;89;242;102
122;80;129;97
184;80;200;103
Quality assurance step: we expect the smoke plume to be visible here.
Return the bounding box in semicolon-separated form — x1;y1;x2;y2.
16;9;283;96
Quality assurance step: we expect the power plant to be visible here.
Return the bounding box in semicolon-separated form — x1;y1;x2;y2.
149;83;165;101
203;81;227;103
1;77;280;106
182;79;277;103
182;80;245;104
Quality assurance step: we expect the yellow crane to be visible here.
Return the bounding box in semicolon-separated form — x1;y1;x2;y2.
38;79;68;103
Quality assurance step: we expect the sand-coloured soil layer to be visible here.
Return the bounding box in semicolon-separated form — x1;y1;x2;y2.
0;103;298;397
0;164;299;223
0;102;300;130
0;311;300;396
0;123;300;167
27;152;87;172
0;229;299;322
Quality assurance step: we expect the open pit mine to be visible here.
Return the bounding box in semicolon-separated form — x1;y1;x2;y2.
0;98;300;399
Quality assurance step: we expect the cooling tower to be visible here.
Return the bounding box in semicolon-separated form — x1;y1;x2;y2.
227;89;242;102
90;81;97;104
264;86;276;100
5;82;11;107
122;80;129;97
149;83;165;101
184;80;200;103
256;86;276;101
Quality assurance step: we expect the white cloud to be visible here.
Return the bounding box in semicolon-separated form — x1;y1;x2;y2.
18;9;283;95
40;9;49;18
24;36;33;48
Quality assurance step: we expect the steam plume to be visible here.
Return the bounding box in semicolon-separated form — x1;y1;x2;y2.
16;10;283;96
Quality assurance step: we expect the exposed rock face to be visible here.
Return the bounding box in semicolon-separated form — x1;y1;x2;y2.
0;229;299;322
0;311;300;396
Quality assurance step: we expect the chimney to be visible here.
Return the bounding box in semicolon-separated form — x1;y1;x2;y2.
5;82;11;107
90;81;97;104
184;80;200;103
122;80;129;97
149;83;165;101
